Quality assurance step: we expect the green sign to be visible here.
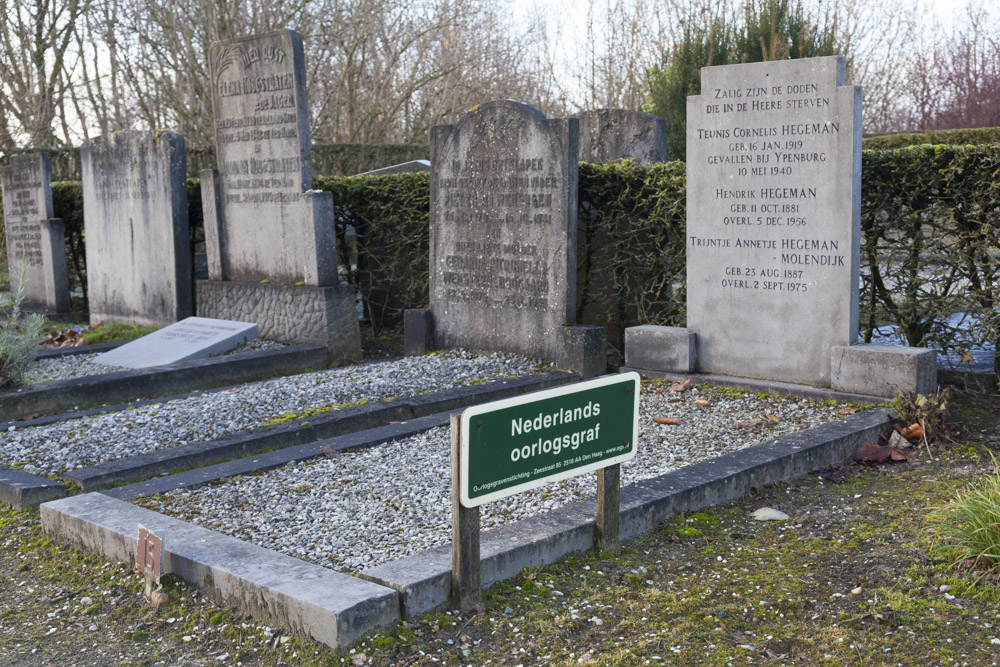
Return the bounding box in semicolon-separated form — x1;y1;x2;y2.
460;372;640;507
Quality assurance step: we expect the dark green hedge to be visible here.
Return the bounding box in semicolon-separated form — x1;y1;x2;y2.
4;147;997;379
1;143;428;182
863;126;1000;150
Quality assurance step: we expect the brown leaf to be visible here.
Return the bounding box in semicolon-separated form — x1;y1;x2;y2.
856;443;895;462
901;423;924;441
17;413;40;421
668;379;692;392
320;445;340;458
838;406;862;415
961;351;975;364
149;590;169;608
765;414;781;422
695;399;711;407
668;397;685;403
889;430;911;449
653;416;682;425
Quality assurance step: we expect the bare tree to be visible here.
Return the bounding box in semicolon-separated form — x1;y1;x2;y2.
0;0;88;147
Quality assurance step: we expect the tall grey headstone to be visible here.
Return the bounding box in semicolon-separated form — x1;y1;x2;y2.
0;153;69;313
198;28;361;362
685;56;861;386
429;100;578;361
578;110;667;164
81;131;192;327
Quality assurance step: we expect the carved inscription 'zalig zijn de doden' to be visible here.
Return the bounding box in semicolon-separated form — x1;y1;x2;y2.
686;57;862;386
430;101;578;361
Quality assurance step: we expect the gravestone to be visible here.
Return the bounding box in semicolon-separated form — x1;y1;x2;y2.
577;110;667;164
94;316;259;369
0;153;69;313
81;131;192;327
356;159;430;176
198;28;361;362
685;56;861;386
429;100;579;361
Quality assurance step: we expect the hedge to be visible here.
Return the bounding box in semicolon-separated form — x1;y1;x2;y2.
2;146;997;379
863;126;1000;150
0;143;429;182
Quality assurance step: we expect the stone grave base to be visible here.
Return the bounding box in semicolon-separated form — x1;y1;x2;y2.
624;324;936;398
197;280;362;363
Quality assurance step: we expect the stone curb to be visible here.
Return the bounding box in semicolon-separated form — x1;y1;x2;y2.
1;345;329;422
64;372;577;492
0;467;66;510
40;493;399;650
620;366;891;404
359;407;891;616
103;412;452;500
35;341;124;359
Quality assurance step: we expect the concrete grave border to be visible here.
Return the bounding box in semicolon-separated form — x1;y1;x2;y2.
40;376;890;651
62;372;576;492
0;344;328;422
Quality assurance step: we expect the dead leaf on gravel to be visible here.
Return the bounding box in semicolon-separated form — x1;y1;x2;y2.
696;399;711;407
17;413;41;421
149;590;169;608
838;406;863;415
653;416;682;425
668;379;692;392
765;414;781;422
320;445;340;458
668;398;685;403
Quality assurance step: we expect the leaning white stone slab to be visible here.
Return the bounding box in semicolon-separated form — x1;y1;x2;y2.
94;316;259;369
40;493;399;649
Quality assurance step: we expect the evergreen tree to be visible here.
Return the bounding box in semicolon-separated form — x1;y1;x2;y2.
644;0;842;160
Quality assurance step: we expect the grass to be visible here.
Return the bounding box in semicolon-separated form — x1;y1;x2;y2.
928;454;1000;574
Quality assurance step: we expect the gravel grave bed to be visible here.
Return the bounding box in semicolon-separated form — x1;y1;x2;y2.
2;350;546;476
135;382;872;574
22;339;285;385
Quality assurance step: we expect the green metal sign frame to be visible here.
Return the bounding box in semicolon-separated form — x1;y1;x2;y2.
460;372;640;507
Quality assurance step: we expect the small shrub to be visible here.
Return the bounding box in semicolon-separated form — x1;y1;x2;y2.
891;387;951;443
0;264;45;388
929;457;1000;575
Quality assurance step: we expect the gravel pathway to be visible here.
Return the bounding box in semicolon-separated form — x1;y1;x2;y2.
23;339;285;385
2;350;546;476
137;383;868;573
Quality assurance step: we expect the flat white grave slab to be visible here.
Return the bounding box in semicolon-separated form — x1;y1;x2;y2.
94;317;259;369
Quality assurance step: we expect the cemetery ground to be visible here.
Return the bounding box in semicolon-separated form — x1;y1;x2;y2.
0;385;998;665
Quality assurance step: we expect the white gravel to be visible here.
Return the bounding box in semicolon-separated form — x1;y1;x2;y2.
23;339;285;385
1;350;547;476
137;383;868;574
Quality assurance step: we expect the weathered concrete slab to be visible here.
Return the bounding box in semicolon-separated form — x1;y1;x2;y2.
361;408;889;616
0;345;327;422
94;317;259;369
429;100;578;361
577;109;667;164
831;344;938;397
356;160;430;176
81;130;192;327
41;493;399;649
1;152;70;313
0;467;66;509
624;325;696;373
